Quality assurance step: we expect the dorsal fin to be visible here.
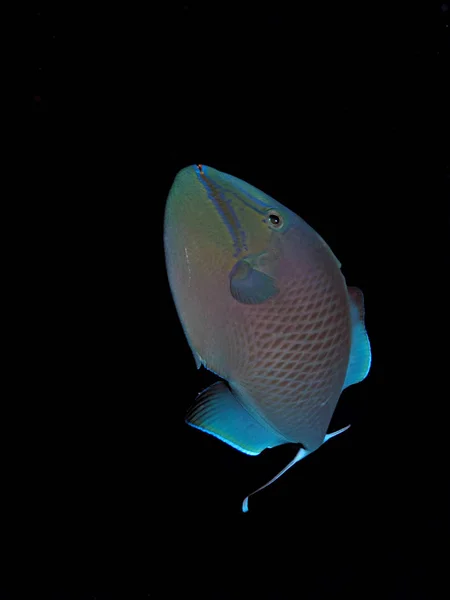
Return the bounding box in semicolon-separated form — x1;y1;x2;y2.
343;287;372;390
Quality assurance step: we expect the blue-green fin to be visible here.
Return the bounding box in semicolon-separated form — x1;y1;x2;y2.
229;259;279;305
343;286;372;390
185;381;286;455
193;350;203;370
242;424;351;512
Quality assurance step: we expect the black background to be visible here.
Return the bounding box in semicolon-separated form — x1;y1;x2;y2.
23;2;450;598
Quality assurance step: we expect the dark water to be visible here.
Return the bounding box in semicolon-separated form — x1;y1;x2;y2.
20;2;449;598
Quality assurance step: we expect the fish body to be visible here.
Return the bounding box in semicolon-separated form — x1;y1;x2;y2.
164;164;371;510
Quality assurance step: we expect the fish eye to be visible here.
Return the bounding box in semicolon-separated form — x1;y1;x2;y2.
267;211;284;229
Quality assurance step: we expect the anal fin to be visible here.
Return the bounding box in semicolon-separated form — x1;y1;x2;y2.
186;381;287;456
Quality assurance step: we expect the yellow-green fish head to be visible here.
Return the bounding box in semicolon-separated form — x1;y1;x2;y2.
164;164;301;305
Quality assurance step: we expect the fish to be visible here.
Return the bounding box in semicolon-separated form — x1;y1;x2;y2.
163;164;371;512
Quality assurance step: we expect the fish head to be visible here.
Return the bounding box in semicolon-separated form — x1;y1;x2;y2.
164;164;303;305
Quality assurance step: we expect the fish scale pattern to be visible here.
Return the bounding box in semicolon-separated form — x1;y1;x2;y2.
234;262;350;450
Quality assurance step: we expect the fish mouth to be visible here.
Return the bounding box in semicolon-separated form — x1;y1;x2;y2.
169;164;210;191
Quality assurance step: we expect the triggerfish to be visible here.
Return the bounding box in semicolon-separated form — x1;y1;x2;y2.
164;164;371;512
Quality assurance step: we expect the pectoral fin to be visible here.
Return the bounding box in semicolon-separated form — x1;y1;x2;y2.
229;259;279;305
186;381;286;455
